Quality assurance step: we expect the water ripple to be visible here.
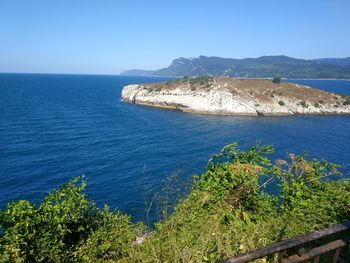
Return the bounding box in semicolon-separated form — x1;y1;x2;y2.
1;74;350;222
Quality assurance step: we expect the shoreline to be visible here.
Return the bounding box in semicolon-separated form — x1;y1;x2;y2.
122;99;350;117
121;78;350;117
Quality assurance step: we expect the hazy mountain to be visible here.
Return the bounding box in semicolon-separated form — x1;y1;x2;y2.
121;55;350;79
312;57;350;66
120;69;155;76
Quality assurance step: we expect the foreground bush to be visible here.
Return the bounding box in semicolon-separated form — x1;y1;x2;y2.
0;178;142;262
1;143;349;262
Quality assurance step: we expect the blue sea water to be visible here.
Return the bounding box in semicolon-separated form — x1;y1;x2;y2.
1;74;350;222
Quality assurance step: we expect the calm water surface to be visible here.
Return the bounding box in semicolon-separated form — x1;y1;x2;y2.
1;74;349;222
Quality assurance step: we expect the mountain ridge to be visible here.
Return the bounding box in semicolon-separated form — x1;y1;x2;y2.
121;55;350;79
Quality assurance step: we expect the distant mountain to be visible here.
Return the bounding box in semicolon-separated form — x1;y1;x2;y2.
120;69;155;76
312;57;350;66
121;55;350;79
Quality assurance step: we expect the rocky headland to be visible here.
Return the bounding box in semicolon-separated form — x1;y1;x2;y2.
121;77;350;116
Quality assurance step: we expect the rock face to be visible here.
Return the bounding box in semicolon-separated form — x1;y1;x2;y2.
121;77;350;116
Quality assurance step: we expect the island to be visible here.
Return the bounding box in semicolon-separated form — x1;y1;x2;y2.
121;77;350;116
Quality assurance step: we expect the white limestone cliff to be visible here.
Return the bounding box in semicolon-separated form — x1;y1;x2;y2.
121;79;350;116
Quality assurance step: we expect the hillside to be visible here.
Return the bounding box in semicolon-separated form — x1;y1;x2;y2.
122;77;350;116
121;55;350;79
1;143;349;262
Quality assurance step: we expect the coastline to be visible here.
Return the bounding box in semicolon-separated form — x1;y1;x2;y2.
122;98;350;117
121;78;350;117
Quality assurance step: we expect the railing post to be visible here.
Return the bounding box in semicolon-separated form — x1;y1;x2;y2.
332;248;341;263
219;221;350;263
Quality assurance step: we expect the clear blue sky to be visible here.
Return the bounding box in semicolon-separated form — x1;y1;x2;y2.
1;0;349;74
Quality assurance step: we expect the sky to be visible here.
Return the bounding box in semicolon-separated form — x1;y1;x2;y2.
1;0;350;74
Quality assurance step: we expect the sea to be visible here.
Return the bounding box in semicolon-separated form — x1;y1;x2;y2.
1;73;350;222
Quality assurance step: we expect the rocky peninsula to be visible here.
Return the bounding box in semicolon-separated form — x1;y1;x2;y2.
121;77;350;116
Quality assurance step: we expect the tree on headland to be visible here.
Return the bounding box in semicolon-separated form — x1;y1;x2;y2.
272;76;281;83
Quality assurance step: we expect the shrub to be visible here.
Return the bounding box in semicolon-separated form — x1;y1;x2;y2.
0;177;142;262
299;100;308;108
76;206;143;261
230;90;237;96
272;76;281;83
343;99;350;106
188;76;213;86
278;100;285;106
1;143;349;262
341;96;350;105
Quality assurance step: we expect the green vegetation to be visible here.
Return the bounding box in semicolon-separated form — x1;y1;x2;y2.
0;177;143;262
230;90;237;96
136;56;350;79
1;143;349;262
188;76;213;86
299;100;308;108
272;76;281;83
171;76;214;88
278;100;285;106
343;98;350;106
164;76;214;90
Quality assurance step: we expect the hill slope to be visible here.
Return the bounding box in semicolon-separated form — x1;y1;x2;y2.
121;55;350;79
2;143;349;262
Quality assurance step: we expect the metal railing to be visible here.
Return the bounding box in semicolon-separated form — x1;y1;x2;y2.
220;221;350;263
